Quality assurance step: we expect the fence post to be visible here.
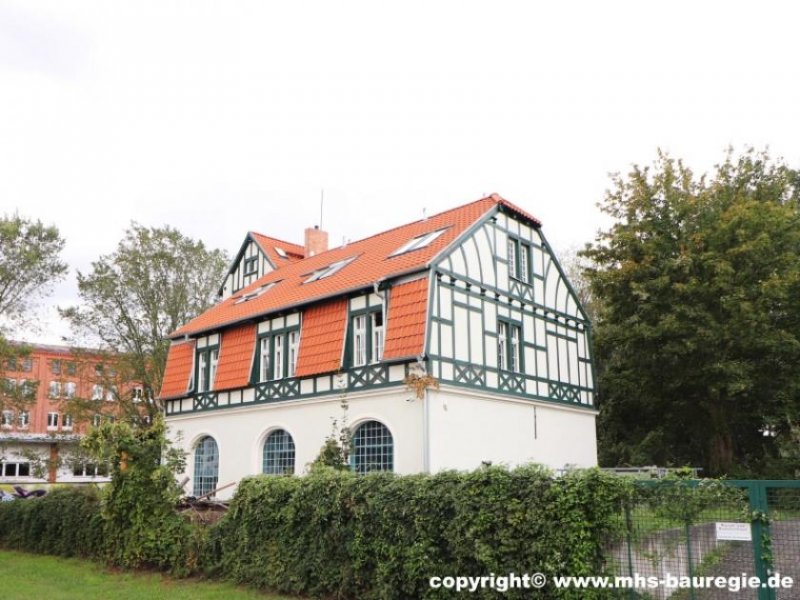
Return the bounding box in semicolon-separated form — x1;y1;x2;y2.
624;503;636;600
685;520;696;600
748;483;775;600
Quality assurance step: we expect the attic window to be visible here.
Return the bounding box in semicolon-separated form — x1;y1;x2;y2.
304;256;356;283
233;281;277;304
390;229;447;257
275;247;288;258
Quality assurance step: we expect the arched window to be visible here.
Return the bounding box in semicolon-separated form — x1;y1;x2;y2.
193;436;219;497
262;429;296;475
351;420;393;474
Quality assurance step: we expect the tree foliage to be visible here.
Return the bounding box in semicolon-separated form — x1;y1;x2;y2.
0;214;67;332
584;148;800;476
61;223;228;417
0;214;66;413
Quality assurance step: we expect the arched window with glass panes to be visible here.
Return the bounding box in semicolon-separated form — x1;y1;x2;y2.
262;429;296;475
351;420;393;474
193;436;219;497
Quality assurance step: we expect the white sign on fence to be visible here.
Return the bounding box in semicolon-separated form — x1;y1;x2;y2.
715;522;752;541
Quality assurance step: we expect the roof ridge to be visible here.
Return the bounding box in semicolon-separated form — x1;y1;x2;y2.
172;193;539;338
249;231;304;251
273;194;500;267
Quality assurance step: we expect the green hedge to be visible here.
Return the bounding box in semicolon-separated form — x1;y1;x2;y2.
205;466;631;599
0;467;631;599
0;487;104;558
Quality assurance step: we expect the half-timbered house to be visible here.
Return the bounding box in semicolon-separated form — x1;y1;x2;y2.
160;194;597;498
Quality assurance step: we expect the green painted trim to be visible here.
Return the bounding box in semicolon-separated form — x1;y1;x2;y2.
435;354;593;399
536;227;591;323
435;266;589;327
166;363;412;416
434;358;595;410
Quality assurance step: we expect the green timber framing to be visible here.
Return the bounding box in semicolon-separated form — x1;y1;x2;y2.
166;201;597;416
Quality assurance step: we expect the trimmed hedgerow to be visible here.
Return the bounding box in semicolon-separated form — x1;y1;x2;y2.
0;486;104;558
205;466;632;599
0;465;632;598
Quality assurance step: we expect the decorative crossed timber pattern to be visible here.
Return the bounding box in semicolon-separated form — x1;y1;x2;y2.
454;363;485;386
255;379;301;402
499;372;525;394
548;382;581;403
508;280;535;302
348;364;389;389
193;392;218;410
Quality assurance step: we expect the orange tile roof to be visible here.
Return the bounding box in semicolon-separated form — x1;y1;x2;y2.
294;298;348;377
383;277;429;360
159;340;195;399
213;323;257;391
250;233;305;267
173;194;538;338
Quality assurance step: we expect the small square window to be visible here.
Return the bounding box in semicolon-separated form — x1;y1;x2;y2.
244;256;258;276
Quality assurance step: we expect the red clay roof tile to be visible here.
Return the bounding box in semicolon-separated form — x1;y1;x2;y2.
250;233;305;267
383;277;429;360
159;340;195;399
172;195;536;338
214;323;257;391
294;298;348;377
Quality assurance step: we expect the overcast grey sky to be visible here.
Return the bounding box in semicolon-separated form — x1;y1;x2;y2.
2;1;800;344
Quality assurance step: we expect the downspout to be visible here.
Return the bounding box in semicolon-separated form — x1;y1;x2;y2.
418;355;431;474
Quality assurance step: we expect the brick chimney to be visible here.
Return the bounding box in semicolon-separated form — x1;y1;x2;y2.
304;226;328;257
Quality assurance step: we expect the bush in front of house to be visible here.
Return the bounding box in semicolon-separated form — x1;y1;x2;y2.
204;465;632;599
0;463;632;598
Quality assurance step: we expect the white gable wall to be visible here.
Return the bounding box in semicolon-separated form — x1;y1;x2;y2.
220;239;275;299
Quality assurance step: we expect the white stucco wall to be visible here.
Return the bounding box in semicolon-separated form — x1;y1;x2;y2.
167;384;598;500
167;387;425;500
426;386;598;473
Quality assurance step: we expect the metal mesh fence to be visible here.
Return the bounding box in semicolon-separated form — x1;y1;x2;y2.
767;486;800;600
607;481;800;600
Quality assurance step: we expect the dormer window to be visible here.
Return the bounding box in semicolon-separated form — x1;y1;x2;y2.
304;257;356;283
390;229;447;257
351;308;384;367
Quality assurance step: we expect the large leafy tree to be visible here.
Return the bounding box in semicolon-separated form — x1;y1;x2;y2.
0;215;67;413
61;223;228;420
585;149;800;477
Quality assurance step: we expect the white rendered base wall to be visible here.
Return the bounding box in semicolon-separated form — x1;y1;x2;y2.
427;386;598;472
166;388;425;500
166;386;598;500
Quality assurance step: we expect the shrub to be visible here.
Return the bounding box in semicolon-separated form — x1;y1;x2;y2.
207;466;632;599
0;486;104;558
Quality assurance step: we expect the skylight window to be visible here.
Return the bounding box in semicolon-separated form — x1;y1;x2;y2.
275;247;288;258
390;229;447;257
233;281;278;304
304;257;356;283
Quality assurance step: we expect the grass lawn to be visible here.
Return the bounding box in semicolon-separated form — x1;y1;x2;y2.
0;550;294;600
